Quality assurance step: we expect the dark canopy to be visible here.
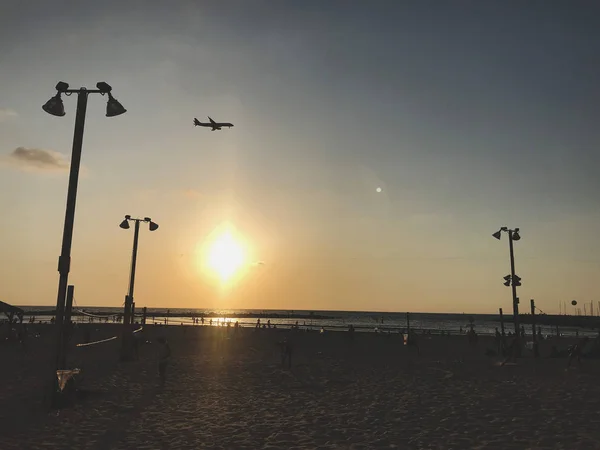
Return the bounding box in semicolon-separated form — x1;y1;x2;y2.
0;300;24;322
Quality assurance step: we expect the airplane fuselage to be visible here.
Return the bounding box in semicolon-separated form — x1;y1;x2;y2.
194;117;234;131
197;123;233;130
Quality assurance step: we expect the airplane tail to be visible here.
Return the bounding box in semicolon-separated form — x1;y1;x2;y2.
193;118;200;126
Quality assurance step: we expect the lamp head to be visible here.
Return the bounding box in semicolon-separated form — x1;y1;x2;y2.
55;81;69;92
42;93;66;117
503;280;511;287
512;230;521;241
492;230;502;240
119;218;130;229
503;275;512;281
149;221;159;231
105;93;126;117
144;217;151;222
96;82;112;93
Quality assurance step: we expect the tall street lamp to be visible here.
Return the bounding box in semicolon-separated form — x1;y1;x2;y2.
492;227;522;338
119;215;158;361
44;82;126;374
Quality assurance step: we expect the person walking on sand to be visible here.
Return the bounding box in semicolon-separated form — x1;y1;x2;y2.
500;336;520;366
567;336;590;368
157;337;171;387
279;337;293;369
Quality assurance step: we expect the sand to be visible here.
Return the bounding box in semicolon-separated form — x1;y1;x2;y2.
1;324;600;449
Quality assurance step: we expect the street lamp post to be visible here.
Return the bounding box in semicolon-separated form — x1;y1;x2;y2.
119;215;158;361
492;227;522;338
43;82;126;381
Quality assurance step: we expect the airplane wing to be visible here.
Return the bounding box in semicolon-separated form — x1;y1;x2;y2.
208;116;216;125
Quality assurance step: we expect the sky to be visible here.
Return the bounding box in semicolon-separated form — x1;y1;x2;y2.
1;1;600;313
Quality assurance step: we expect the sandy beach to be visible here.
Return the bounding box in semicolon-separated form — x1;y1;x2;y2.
2;324;600;449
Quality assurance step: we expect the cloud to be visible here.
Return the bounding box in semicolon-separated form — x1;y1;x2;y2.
1;147;70;173
0;108;18;122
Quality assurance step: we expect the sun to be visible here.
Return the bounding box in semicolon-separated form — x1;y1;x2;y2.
207;231;245;281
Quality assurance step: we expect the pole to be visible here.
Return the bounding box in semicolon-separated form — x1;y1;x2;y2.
530;299;538;357
53;90;88;373
142;307;147;326
121;219;140;360
59;285;75;369
64;285;74;324
124;220;140;326
499;308;505;336
507;231;520;336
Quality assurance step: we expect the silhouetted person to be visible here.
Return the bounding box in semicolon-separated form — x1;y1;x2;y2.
520;325;525;339
567;337;590;368
157;337;171;387
467;328;478;346
408;330;420;355
280;337;293;369
501;336;520;366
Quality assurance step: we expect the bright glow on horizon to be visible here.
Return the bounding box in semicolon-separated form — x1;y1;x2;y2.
207;230;245;282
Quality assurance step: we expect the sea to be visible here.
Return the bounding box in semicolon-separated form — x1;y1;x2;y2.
18;306;592;337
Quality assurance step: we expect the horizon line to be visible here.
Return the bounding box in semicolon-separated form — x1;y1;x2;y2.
18;305;509;316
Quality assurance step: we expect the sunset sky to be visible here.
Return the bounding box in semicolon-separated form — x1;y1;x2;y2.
1;1;600;313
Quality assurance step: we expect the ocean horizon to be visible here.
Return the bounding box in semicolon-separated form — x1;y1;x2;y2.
17;306;591;337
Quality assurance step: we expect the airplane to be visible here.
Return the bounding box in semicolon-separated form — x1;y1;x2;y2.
193;116;234;131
